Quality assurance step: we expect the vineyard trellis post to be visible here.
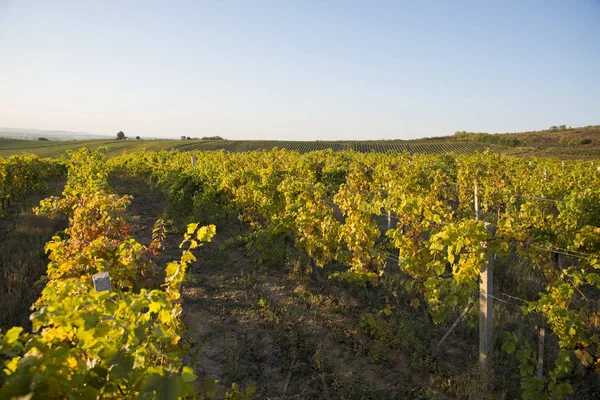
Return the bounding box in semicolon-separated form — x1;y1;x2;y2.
480;222;495;371
475;180;495;372
538;327;545;381
474;180;481;222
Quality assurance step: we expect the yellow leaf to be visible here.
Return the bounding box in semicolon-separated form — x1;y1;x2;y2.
159;309;172;324
148;302;162;313
186;223;199;235
5;327;23;344
4;357;20;374
67;356;78;369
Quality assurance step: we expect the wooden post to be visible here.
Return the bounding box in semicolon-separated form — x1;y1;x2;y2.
538;327;545;381
92;272;113;293
387;210;391;230
558;253;565;269
474;180;480;221
191;154;196;167
436;302;474;349
479;222;495;371
543;169;548;180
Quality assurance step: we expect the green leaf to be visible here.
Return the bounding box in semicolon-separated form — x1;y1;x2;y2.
109;353;134;379
86;366;109;389
141;371;181;400
93;321;112;338
503;341;516;355
181;366;196;383
198;376;217;396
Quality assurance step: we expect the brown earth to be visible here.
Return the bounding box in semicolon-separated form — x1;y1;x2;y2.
112;173;482;399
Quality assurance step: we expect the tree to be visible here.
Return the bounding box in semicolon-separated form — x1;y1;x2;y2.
135;136;141;140
117;131;125;140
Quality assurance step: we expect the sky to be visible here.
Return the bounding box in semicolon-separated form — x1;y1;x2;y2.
0;1;599;140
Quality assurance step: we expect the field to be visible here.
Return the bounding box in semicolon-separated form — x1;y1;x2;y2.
3;126;600;159
0;137;507;158
0;138;181;158
177;139;506;155
2;125;600;159
1;148;599;399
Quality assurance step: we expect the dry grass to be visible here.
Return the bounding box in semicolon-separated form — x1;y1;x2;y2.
0;185;67;330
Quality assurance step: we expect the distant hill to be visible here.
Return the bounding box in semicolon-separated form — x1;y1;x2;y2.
1;125;598;159
176;125;600;158
0;138;181;158
447;125;599;148
442;125;600;158
0;127;112;141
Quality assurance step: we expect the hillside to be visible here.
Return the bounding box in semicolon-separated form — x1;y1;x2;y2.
0;138;181;158
0;127;110;141
0;125;598;158
0;137;507;158
448;125;600;157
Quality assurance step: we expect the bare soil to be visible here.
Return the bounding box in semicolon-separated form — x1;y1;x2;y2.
112;174;477;399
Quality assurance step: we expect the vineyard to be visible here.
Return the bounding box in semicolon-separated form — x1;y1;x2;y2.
1;138;504;159
176;140;347;154
176;140;503;155
1;148;599;398
3;133;599;160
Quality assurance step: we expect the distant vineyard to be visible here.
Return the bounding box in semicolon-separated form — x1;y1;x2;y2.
176;140;346;153
176;140;503;154
346;140;503;154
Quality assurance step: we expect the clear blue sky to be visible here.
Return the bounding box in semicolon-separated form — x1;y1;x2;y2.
1;1;599;140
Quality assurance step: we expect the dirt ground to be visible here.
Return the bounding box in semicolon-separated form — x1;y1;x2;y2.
112;174;481;399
